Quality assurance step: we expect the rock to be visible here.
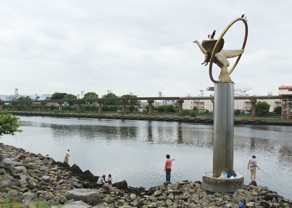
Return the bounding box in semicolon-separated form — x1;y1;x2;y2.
14;166;27;174
1;143;292;208
62;200;91;208
249;180;257;186
259;201;270;208
116;199;125;206
24;162;36;169
112;180;128;189
40;175;50;181
55;194;67;204
65;188;101;205
70;164;83;174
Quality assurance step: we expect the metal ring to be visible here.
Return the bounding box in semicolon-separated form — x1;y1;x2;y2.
208;18;248;83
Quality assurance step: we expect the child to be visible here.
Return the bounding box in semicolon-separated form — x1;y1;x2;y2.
107;174;112;186
164;154;175;183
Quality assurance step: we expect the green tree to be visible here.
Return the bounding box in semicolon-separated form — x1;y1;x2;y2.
17;96;32;101
64;94;77;105
83;92;99;104
102;92;119;105
234;109;241;116
13;96;32;110
273;106;282;115
51;92;67;100
121;94;139;106
0;111;21;137
166;105;176;113
83;92;98;99
256;101;271;117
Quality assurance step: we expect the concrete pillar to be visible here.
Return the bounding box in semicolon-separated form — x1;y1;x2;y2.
41;102;46;111
77;102;81;113
177;99;184;116
58;102;63;111
148;100;154;115
12;102;16;110
98;100;103;114
121;99;127;114
25;102;31;111
213;83;234;177
250;98;257;118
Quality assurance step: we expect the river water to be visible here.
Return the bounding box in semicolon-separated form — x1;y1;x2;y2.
1;116;292;200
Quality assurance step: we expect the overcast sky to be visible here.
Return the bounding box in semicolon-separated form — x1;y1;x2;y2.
0;0;291;98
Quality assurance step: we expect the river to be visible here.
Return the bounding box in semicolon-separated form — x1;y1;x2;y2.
1;116;292;200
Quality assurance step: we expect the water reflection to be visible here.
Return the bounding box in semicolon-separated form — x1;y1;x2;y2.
147;121;153;143
177;123;183;144
20;119;292;163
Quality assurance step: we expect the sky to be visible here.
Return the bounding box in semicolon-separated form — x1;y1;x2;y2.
0;0;291;98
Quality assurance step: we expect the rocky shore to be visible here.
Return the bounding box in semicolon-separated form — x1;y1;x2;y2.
0;143;291;208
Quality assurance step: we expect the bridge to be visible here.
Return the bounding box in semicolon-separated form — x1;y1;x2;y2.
0;95;282;118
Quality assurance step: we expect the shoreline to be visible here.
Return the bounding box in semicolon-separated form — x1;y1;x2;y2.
1;143;292;207
10;111;292;126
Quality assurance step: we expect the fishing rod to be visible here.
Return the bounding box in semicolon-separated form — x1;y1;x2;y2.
257;165;271;177
257;165;289;192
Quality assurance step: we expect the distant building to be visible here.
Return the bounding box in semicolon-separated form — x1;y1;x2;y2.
0;95;17;101
0;94;52;101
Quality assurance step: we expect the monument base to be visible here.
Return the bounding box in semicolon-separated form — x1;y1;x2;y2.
202;172;244;193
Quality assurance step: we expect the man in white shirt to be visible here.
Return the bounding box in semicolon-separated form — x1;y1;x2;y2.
247;155;257;181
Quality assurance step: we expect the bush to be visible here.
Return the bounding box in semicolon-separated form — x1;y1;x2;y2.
256;101;271;117
183;109;197;117
274;106;282;115
234;109;241;116
0;110;21;137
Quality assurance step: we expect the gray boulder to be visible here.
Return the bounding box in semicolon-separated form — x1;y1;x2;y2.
65;189;101;205
63;200;92;208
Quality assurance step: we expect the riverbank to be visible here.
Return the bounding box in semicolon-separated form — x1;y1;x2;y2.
10;111;292;126
0;143;291;207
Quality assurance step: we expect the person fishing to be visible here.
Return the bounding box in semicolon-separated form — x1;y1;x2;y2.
247;155;257;182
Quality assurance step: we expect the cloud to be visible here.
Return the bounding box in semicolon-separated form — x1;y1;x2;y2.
0;0;291;97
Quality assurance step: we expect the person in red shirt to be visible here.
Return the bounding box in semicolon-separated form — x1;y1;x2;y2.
164;154;175;183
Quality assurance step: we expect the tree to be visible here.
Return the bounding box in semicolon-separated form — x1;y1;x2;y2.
274;106;282;115
256;101;270;117
83;92;99;104
0;111;21;137
166;105;176;113
102;92;119;105
234;109;241;116
50;93;77;105
51;92;67;100
83;92;98;99
64;94;77;105
17;96;32;101
121;94;139;106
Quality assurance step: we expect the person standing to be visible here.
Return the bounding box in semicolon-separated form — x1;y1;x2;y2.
65;149;70;165
164;154;175;183
247;155;257;181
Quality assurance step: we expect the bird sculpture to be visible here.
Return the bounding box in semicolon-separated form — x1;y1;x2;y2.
193;30;224;66
193;31;244;82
